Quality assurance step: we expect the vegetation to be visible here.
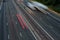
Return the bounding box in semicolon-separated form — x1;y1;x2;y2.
34;0;60;13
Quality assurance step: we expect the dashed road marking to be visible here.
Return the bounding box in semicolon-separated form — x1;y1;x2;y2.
8;34;10;39
20;32;22;37
16;22;18;24
6;23;8;26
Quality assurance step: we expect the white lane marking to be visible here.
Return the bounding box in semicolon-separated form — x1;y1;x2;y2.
21;13;41;40
0;2;3;10
20;3;54;40
27;12;54;40
11;0;54;40
6;23;8;26
20;32;22;37
8;34;10;39
16;22;18;24
48;13;60;22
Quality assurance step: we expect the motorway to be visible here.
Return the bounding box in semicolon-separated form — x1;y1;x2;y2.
20;2;60;40
0;0;60;40
15;0;60;40
0;0;36;40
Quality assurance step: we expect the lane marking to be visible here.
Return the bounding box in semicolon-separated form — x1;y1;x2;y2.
16;22;18;24
21;4;54;40
20;32;22;37
6;23;8;26
8;34;10;39
0;2;3;10
26;12;54;40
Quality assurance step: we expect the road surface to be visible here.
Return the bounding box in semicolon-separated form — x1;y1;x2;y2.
0;0;60;40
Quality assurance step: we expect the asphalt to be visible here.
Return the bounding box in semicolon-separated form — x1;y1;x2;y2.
20;1;60;40
8;1;35;40
0;0;60;40
0;2;4;40
0;0;36;40
15;1;55;40
25;7;60;40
